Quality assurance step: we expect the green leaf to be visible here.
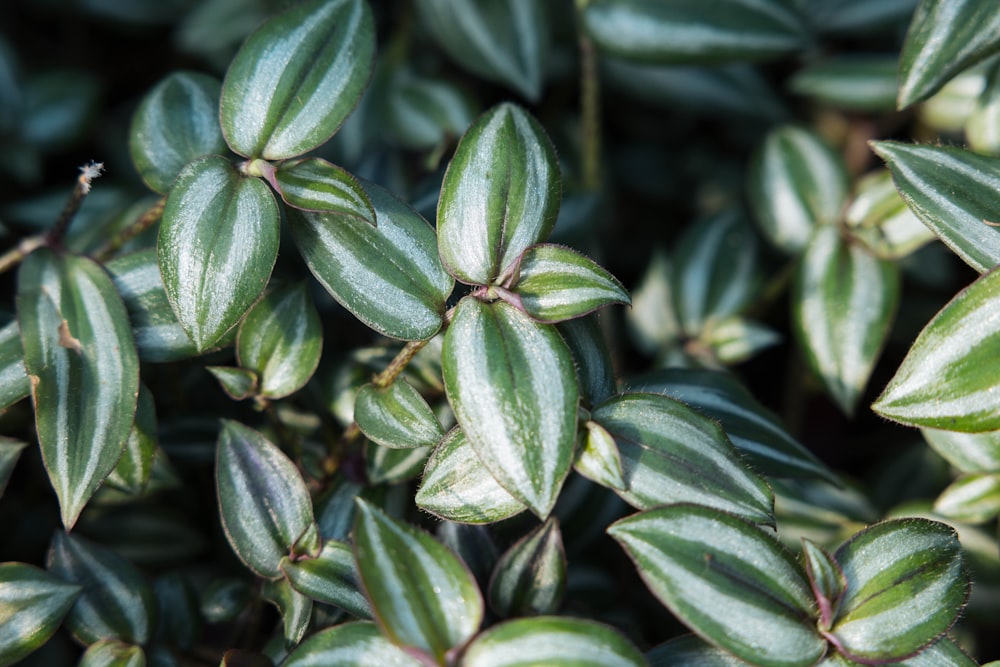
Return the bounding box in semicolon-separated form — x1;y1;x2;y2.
921;427;1000;473
748;126;849;254
593;393;774;524
17;249;140;529
873;267;1000;432
237;282;322;399
967;65;1000;156
280;540;372;619
792;225;900;415
0;439;26;498
700;316;781;366
488;517;566;618
507;244;629;323
47;533;156;645
582;0;807;64
0;562;81;667
207;366;258;401
897;0;1000;108
158;155;280;351
261;577;312;647
801;539;845;631
219;0;374;159
0;320;29;410
365;442;432;485
802;0;917;36
355;381;444;449
933;473;1000;523
415;0;548;102
216;420;318;579
557;315;617;407
437;103;561;285
442;298;578;518
153;572;201;650
353;499;483;664
789;55;898;111
129;71;226;194
272;158;375;219
79;640;145;667
871;141;1000;273
289;180;453;341
383;69;477;150
460;616;647;667
416;428;528;525
830;518;969;662
281;621;422;667
647;634;752;666
575;420;626;492
608;504;825;667
105;384;157;495
844;168;936;261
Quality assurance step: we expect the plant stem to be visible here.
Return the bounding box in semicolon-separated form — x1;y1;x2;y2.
576;0;601;191
94;195;167;262
0;235;47;275
371;339;430;389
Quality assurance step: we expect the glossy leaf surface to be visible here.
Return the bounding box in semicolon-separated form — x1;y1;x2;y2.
207;366;258;401
922;428;1000;473
934;472;1000;523
261;577;311;647
557;315;617;406
281;622;422;667
384;70;477;150
0;320;28;410
647;634;751;666
280;539;371;619
355;380;444;449
801;540;844;630
0;562;81;667
79;640;144;667
575;420;626;491
0;439;25;498
488;517;566;617
845;168;936;261
272;157;375;219
789;56;898;111
365;442;432;485
105;384;157;495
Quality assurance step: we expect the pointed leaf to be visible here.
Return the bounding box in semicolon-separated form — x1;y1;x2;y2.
437;103;561;285
47;533;156;645
280;540;372;619
509;244;629;323
873;267;1000;432
207;366;259;401
872;141;1000;273
289;180;453;341
355;381;444;449
158;155;280;350
105;384;157;495
792;225;899;415
608;504;825;667
384;70;477;150
789;55;898;111
365;442;432;485
18;249;140;529
801;539;845;630
897;0;1000;108
0;562;81;667
415;0;548;101
701;316;781;365
129;71;225;194
261;577;312;647
830;518;969;663
281;622;422;667
575;420;627;492
582;0;807;64
488;517;566;618
0;439;26;498
557;315;617;406
416;428;528;525
845;168;936;260
79;640;145;667
220;0;375;159
816;636;977;667
237;282;322;399
442;298;578;518
216;420;318;578
748;126;849;254
272;158;375;219
593;393;774;525
921;428;1000;473
0;320;28;410
461;616;647;667
353;499;483;664
933;472;1000;523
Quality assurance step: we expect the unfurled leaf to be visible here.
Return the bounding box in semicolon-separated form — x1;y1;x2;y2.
47;533;156;645
792;225;899;415
582;0;807;64
237;282;322;399
748;126;849;253
897;0;1000;108
415;0;547;102
873;267;1000;432
608;504;825;667
0;439;25;498
0;320;28;410
365;442;432;485
575;420;626;492
383;70;477;150
488;517;566;617
647;634;751;666
79;640;145;667
701;316;781;365
461;616;647;667
289;180;453;341
871;141;1000;273
200;579;253;625
416;428;528;524
129;71;225;194
830;518;968;662
845;168;936;260
281;622;422;667
353;499;483;664
819;636;976;666
437;104;560;285
557;315;617;406
0;562;81;667
933;473;1000;523
921;428;1000;473
261;577;312;647
789;55;898;111
593;393;774;524
18;249;140;529
626;248;681;355
105;384;157;495
442;298;578;518
216;420;318;579
355;381;444;449
220;0;374;159
272;158;374;219
280;540;371;619
801;539;845;630
507;244;629;323
158;155;280;350
207;366;258;401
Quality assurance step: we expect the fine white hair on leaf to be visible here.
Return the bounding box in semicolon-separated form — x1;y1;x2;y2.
78;161;105;194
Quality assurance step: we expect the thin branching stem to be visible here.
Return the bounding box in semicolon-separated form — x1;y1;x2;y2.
371;339;430;389
94;195;167;262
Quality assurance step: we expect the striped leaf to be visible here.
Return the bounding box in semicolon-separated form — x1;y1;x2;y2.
873;267;1000;432
280;540;372;619
216;420;319;579
0;562;81;666
438;103;561;285
609;504;825;667
801;0;917;36
592;393;774;525
220;0;374;159
558;315;618;407
830;518;968;662
355;380;444;449
105;384;157;495
789;55;898;111
416;428;528;525
872;141;1000;273
647;634;753;666
801;540;845;630
748;126;849;254
461;616;647;667
933;472;1000;524
365;442;432;486
79;640;144;667
792;225;900;415
281;622;422;667
352;499;483;664
488;517;566;618
0;439;26;498
0;320;28;410
261;577;312;647
207;366;258;400
384;70;477;150
18;249;140;529
575;420;626;492
844;168;936;261
158;155;280;351
921;428;1000;473
273;157;375;219
442;298;578;518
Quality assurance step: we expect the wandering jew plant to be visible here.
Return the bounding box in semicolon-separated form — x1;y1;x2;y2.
0;0;998;665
